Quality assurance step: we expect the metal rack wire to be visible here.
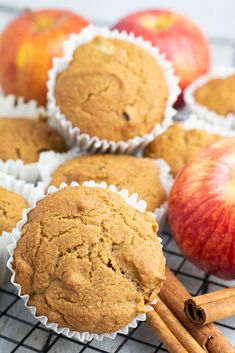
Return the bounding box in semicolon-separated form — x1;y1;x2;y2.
0;3;235;352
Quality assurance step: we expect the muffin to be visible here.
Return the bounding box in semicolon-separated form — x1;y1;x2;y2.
144;123;220;177
0;118;67;164
194;74;235;116
0;186;28;234
54;35;168;142
13;185;165;334
49;154;166;211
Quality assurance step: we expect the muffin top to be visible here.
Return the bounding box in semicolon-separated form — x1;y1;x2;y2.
0;118;67;163
194;75;235;116
0;187;28;234
50;154;166;211
144;123;220;177
55;36;168;141
14;185;165;334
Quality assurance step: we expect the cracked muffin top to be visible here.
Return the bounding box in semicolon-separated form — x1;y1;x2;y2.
0;187;28;234
54;36;168;141
144;123;220;177
194;74;235;116
50;154;166;212
0;118;67;163
14;185;165;334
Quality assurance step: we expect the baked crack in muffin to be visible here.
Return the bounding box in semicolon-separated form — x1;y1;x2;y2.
14;185;165;334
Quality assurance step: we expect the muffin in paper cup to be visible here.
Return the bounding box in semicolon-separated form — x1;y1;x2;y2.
144;113;235;179
0;173;43;285
184;67;235;129
0;95;67;183
37;150;173;229
7;180;165;342
47;25;180;154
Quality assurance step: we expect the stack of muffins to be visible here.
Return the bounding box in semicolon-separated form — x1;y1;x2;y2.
2;24;235;341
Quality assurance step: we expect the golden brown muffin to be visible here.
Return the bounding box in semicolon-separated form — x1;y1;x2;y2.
144;123;221;177
0;118;67;163
14;185;165;334
0;187;28;234
50;154;166;211
194;75;235;116
55;36;168;141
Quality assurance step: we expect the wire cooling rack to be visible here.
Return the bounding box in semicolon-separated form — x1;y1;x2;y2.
0;4;235;352
1;229;235;353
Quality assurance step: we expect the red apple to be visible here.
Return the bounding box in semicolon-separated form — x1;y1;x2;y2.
0;9;89;105
168;138;235;279
113;9;211;104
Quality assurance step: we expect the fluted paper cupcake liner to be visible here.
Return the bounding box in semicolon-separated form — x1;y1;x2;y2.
0;173;43;284
153;159;174;230
47;25;180;154
181;114;235;137
184;67;235;129
37;150;173;229
7;180;164;342
38;147;81;182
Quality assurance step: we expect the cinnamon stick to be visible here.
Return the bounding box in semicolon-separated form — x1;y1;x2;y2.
185;287;235;325
147;310;188;353
148;296;205;353
159;267;235;353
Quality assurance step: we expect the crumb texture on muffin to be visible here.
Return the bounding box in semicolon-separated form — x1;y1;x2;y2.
0;187;28;234
55;36;168;141
144;123;220;177
194;75;235;116
0;118;67;163
50;154;166;211
14;186;165;334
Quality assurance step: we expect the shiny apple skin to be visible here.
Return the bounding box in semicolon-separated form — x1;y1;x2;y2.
113;9;211;96
0;9;89;105
168;138;235;279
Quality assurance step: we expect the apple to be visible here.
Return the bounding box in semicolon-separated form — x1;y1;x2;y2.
113;9;211;104
0;9;89;105
168;138;235;279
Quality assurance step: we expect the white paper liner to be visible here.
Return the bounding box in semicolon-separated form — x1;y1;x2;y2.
38;147;81;182
0;173;43;284
181;114;235;137
184;67;235;129
47;25;180;154
7;180;164;342
153;159;174;230
38;150;173;229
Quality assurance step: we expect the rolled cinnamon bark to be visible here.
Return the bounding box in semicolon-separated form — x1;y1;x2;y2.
159;267;235;353
150;297;205;353
184;287;235;325
147;310;189;353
